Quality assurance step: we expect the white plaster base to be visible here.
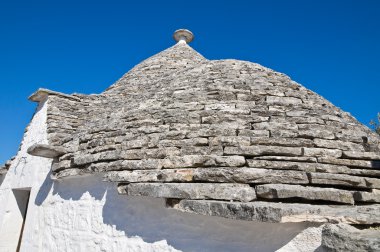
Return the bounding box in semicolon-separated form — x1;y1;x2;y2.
31;175;314;252
0;99;316;252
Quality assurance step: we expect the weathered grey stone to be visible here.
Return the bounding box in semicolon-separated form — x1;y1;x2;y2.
201;113;267;126
52;160;72;172
256;184;354;204
88;159;163;172
253;156;317;162
314;138;365;151
104;169;194;183
266;96;302;105
336;129;369;143
158;137;209;147
204;103;235;110
27;144;66;158
303;147;342;158
123;147;181;160
309;172;380;189
29;88;81;102
193;168;308;184
321;223;380;252
73;150;121;165
353;191;380;203
119;183;256;202
285;110;308;117
170;200;380;224
291;116;326;125
342;151;380;160
349;168;380;177
247;159;350;174
298;129;335;140
186;124;236;138
180;146;223;155
250;137;314;147
53;168;90;179
238;129;270;138
137;125;169;134
209;136;250;146
318;157;380;169
224;146;302;157
162;155;246;168
252;121;298;131
269;129;299;138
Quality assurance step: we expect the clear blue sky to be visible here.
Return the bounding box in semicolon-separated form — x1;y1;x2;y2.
0;0;379;164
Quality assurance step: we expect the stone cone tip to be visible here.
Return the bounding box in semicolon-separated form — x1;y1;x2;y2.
173;29;194;44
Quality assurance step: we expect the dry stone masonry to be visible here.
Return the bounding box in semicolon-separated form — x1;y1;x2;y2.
25;29;380;224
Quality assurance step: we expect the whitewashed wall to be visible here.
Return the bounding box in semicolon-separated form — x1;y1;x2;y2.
0;99;314;252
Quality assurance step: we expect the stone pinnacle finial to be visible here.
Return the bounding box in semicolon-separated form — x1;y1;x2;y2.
173;29;194;44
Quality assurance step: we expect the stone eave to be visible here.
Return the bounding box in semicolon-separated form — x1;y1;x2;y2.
28;88;81;102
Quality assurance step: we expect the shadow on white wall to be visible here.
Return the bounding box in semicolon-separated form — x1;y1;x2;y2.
35;174;315;252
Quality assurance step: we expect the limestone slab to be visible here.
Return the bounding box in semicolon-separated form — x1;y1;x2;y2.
119;183;256;202
256;184;354;204
318;157;380;169
88;159;163;172
29;88;81;102
193;168;308;184
170;200;380;224
353;191;380;203
303;147;342;158
250;137;314;147
224;146;302;157
342;151;380;160
104;169;194;183
247;159;350;174
27;144;66;158
162;155;246;168
309;172;380;189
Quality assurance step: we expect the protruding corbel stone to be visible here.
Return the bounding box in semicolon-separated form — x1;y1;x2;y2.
28;88;81;102
27;144;66;158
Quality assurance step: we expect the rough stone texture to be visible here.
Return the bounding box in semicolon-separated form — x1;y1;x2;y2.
104;169;194;183
170;200;380;224
342;151;380;160
321;223;380;252
119;183;256;202
303;147;342;158
318;157;380;169
309;172;380;189
193;168;309;184
224;146;303;157
20;38;380;224
256;184;354;204
353;191;380;203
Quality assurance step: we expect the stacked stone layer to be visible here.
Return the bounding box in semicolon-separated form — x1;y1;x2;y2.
34;42;380;223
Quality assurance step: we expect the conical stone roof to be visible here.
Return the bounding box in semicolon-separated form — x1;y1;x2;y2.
28;30;380;224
